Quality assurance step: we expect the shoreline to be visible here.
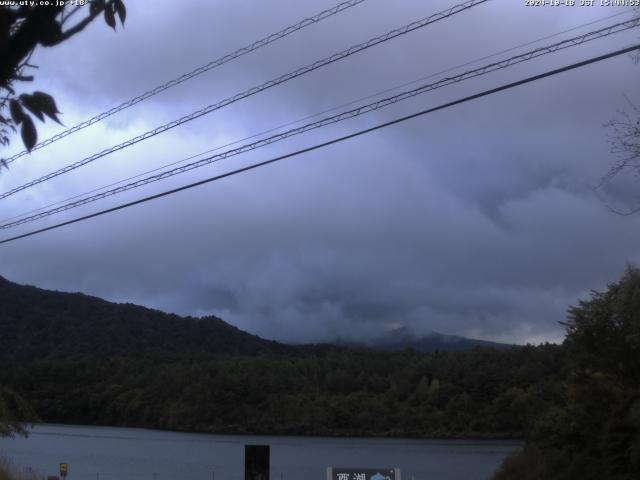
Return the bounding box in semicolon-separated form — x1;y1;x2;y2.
23;422;525;443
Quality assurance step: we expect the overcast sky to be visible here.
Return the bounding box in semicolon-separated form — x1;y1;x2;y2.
1;0;639;344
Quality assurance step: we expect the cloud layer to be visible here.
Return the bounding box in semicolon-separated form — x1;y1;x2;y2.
1;0;639;344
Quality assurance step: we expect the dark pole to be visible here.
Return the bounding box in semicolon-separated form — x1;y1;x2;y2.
245;445;270;480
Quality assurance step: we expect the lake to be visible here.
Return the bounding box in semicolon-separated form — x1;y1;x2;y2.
0;425;520;480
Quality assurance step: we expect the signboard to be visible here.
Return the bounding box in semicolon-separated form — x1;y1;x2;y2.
59;463;68;478
327;468;401;480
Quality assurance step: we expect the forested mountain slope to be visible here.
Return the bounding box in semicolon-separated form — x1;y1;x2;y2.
0;276;290;360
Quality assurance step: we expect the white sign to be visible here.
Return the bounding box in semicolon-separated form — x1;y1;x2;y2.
326;467;400;480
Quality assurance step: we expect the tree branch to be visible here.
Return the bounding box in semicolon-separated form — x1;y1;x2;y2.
55;5;105;44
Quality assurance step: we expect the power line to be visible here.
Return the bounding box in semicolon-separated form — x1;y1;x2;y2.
1;0;369;166
1;43;637;246
0;0;490;200
2;17;638;230
3;9;633;226
4;16;637;228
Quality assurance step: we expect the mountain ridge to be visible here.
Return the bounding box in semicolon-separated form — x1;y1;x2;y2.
0;275;291;361
342;325;514;352
0;275;512;361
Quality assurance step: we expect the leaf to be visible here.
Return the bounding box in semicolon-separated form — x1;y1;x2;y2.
104;3;116;29
32;91;60;113
115;0;126;25
32;91;62;124
20;115;37;151
19;94;45;122
9;99;25;124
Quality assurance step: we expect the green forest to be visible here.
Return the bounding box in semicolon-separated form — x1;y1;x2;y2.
1;268;639;479
0;346;563;438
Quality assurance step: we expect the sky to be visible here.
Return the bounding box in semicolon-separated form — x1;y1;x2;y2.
1;0;639;345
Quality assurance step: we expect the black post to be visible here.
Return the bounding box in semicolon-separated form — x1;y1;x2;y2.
245;444;270;480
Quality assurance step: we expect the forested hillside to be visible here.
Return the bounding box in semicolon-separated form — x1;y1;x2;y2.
0;276;290;360
0;346;563;437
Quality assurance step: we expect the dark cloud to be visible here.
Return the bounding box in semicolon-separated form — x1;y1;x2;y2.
1;0;639;345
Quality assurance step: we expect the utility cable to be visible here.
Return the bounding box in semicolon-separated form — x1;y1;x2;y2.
1;43;637;246
0;0;490;200
1;0;369;166
2;9;632;225
1;17;638;230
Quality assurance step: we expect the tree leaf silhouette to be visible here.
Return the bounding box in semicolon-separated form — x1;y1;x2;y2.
32;91;62;124
19;94;45;122
20;116;37;151
104;4;116;30
9;100;25;125
115;0;126;25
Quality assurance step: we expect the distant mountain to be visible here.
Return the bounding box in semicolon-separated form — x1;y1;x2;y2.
0;275;512;363
0;275;291;361
337;326;513;352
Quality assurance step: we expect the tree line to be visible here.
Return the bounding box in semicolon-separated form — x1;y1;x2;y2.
0;344;563;438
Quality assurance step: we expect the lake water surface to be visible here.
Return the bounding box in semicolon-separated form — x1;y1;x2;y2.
0;425;520;480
